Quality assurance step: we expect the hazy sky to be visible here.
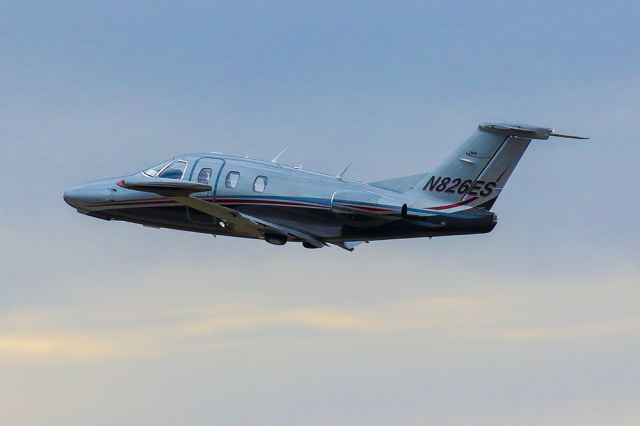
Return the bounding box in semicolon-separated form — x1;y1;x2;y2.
1;1;639;425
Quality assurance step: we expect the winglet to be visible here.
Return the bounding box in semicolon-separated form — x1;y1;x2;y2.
271;147;288;163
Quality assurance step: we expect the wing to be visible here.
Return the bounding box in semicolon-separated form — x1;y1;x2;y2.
118;177;325;248
116;177;212;196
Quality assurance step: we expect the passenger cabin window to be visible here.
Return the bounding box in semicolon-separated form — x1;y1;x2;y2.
253;176;268;193
158;160;187;179
198;168;212;184
225;171;240;188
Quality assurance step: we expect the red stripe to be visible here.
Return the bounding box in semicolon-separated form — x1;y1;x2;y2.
89;200;177;208
426;197;478;210
89;199;178;207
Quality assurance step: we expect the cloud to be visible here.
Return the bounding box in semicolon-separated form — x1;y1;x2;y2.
491;319;640;341
0;334;116;360
2;275;638;366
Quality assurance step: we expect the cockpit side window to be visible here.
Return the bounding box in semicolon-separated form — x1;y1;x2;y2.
158;160;187;179
143;160;172;177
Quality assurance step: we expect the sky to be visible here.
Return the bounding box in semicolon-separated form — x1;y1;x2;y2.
1;1;639;424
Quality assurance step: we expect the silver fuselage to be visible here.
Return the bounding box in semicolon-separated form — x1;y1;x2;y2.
64;153;496;245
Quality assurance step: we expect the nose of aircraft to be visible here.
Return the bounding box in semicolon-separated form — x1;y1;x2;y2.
63;185;93;209
63;182;114;209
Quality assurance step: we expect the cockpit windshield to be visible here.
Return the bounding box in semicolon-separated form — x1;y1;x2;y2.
143;160;172;177
143;159;188;179
158;160;187;179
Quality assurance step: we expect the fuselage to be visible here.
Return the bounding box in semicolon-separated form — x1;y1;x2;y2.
63;153;497;246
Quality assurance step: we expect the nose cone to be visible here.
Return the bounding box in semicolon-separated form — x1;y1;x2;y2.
63;185;92;209
63;182;114;209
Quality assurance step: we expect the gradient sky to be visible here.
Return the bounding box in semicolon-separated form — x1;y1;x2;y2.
1;1;639;425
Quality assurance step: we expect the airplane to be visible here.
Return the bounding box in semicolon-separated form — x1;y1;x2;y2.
63;121;586;251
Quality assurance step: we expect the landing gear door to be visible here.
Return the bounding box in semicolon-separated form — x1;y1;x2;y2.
187;158;224;225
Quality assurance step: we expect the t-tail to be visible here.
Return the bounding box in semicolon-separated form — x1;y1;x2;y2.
418;122;587;210
372;121;587;211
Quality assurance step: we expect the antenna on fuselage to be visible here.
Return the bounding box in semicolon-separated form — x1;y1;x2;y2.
336;163;352;180
271;147;288;164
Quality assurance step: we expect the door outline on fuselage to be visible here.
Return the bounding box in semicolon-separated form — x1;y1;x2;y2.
186;157;226;225
188;157;227;199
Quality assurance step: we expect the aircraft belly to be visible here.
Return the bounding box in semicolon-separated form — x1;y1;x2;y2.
100;206;235;237
91;204;496;243
333;211;496;241
110;206;189;226
231;205;495;241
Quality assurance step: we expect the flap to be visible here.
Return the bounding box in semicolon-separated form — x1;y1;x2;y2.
172;195;325;248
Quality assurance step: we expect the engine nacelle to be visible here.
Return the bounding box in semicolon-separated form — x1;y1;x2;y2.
331;190;405;218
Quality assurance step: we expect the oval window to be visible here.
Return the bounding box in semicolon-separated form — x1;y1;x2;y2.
225;171;240;188
253;176;268;193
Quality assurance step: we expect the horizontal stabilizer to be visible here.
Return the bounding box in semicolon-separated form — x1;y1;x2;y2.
479;122;589;140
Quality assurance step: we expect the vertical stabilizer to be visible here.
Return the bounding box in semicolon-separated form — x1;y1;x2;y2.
414;122;585;210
